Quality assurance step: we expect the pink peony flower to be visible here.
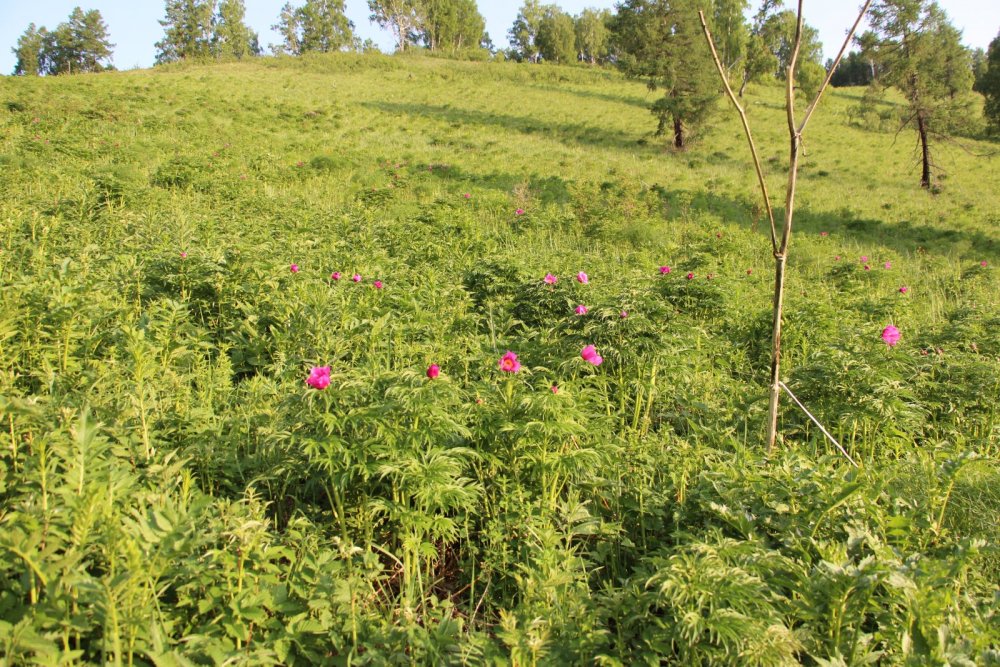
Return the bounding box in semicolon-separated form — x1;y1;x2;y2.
659;265;671;275
620;310;628;318
881;325;901;347
331;271;341;280
498;351;521;373
551;385;558;394
352;274;361;283
180;251;188;259
575;304;588;315
860;256;868;262
306;366;331;390
426;364;440;379
580;345;603;366
290;263;300;273
981;261;988;267
686;272;694;280
884;261;892;269
899;286;909;294
373;280;383;289
463;193;471;199
515;208;525;215
576;271;589;284
544;273;557;285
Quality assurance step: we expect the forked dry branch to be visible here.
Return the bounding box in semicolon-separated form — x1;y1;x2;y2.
698;1;873;455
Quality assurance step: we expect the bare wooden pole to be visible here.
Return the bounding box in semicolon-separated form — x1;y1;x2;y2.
699;0;873;452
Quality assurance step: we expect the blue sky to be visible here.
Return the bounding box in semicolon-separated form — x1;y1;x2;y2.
1;1;997;74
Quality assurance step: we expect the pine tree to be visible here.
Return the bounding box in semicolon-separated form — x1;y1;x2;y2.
213;0;259;60
861;0;977;187
12;24;47;76
612;0;720;148
155;0;217;64
981;31;1000;132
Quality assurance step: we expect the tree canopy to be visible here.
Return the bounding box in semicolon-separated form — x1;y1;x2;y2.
860;0;977;188
611;0;720;148
11;7;113;76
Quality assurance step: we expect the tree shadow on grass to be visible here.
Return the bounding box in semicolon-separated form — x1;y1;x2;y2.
522;82;656;111
664;187;999;258
363;100;657;153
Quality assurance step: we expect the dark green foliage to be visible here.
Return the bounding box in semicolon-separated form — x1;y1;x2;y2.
829;50;876;87
536;5;576;64
155;0;216;63
980;31;1000;132
612;0;720;147
273;0;356;56
860;0;979;187
508;0;545;62
213;0;260;60
419;0;486;53
11;9;114;76
574;8;611;64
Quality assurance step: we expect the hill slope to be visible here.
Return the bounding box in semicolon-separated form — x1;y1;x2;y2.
0;54;998;665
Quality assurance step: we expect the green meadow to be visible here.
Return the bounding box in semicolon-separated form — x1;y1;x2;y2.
1;53;998;664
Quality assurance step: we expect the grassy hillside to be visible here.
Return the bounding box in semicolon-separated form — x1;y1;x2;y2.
0;53;998;665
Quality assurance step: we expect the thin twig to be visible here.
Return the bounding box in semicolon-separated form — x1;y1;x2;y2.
780;382;859;467
698;10;778;256
798;0;875;135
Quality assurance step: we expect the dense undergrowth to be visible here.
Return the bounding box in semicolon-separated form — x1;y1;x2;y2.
0;53;998;665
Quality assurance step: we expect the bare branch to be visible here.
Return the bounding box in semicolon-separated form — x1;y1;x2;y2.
698;10;779;255
798;0;874;135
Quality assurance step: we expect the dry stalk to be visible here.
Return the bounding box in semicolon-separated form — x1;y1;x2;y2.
699;0;873;453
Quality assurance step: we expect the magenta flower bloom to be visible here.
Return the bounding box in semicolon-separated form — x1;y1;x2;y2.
881;325;901;347
180;251;188;259
576;271;589;284
515;208;525;215
426;364;440;379
899;286;909;294
373;280;383;289
620;310;628;318
659;265;671;275
860;256;868;262
575;304;588;315
352;274;362;283
331;271;341;280
820;231;829;237
884;261;892;269
686;272;694;280
580;345;603;366
551;385;559;394
463;193;471;199
864;264;871;271
290;263;300;273
306;366;331;390
981;261;988;267
544;273;557;285
498;351;521;373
